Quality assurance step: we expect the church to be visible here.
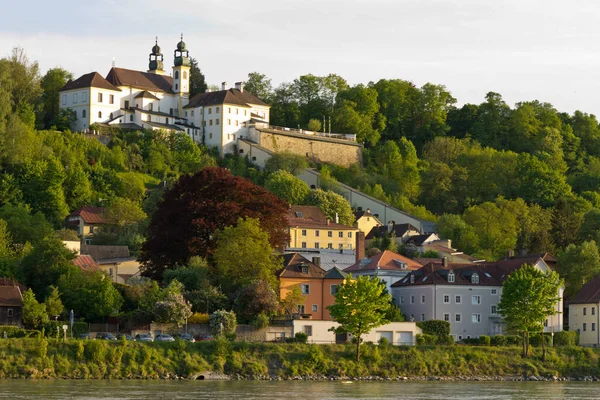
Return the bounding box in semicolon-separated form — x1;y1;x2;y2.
58;36;270;156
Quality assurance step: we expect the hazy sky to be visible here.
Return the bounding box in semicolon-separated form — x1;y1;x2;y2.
2;0;600;114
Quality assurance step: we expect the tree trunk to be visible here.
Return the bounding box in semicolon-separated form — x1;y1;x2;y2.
541;329;546;361
356;335;361;362
522;331;527;357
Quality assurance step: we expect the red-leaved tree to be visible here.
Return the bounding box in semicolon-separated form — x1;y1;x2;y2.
139;167;289;280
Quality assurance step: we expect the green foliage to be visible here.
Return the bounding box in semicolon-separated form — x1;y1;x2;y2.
306;188;355;226
416;320;451;341
251;313;270;329
554;331;578;346
264;170;310;205
294;332;308;343
557;240;600;299
307;119;322;132
479;335;491;346
152;279;193;327
44;286;64;318
21;289;48;329
209;310;237;337
263;152;308;176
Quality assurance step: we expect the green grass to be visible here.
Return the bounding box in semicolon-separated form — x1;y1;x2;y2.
0;339;598;379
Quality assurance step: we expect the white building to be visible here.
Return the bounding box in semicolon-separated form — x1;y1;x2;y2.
59;36;269;156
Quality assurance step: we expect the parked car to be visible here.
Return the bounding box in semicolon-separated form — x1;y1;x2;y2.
154;333;175;342
196;334;213;341
116;333;133;341
96;332;117;340
135;333;154;342
78;333;92;340
176;333;195;343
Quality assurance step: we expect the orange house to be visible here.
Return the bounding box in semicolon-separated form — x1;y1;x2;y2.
279;253;349;321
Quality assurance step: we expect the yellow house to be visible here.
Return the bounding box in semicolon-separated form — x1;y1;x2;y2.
287;206;358;251
83;245;141;284
353;208;382;234
568;275;600;346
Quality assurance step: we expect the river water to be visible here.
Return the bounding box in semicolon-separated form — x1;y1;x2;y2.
2;380;600;399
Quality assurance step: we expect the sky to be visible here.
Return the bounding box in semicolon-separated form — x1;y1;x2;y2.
2;0;600;114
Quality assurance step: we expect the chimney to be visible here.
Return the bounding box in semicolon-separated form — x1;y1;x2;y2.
335;213;339;224
355;231;365;263
327;218;330;226
235;81;244;92
312;256;321;267
221;81;227;91
507;250;515;259
387;221;394;234
366;208;371;215
442;257;448;268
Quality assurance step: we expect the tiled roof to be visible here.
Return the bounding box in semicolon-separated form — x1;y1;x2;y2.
83;245;130;262
288;218;356;230
72;255;99;271
569;275;600;304
288;206;326;221
143;121;184;131
105;67;174;93
0;286;23;307
69;206;106;224
406;234;438;246
365;223;421;239
60;72;121;92
344;250;422;273
324;266;348;279
134;90;159;100
184;88;268;109
279;253;326;279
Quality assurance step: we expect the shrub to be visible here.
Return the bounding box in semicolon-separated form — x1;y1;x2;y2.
417;320;450;342
209;310;237;337
294;332;308;343
378;337;389;346
461;338;480;345
479;335;491;346
491;335;507;346
416;333;437;345
439;335;455;345
251;313;270;329
554;330;578;346
188;313;210;324
505;335;521;345
530;333;552;347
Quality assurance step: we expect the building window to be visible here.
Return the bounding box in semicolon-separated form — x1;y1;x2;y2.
216;119;220;125
491;289;498;295
472;313;481;323
348;232;353;238
228;119;231;125
301;242;306;248
327;243;333;249
203;121;207;127
472;295;481;305
593;307;596;316
73;110;77;118
421;314;425;321
583;323;587;332
175;84;178;90
315;230;320;237
109;94;114;104
444;313;450;322
301;284;310;295
83;92;88;102
421;295;426;304
7;308;13;318
236;108;239;115
399;296;404;304
491;305;497;315
455;295;462;304
328;231;332;237
593;323;597;332
73;93;77;103
455;314;461;322
409;274;415;284
227;134;231;140
98;93;103;102
338;232;343;238
208;107;212;114
315;242;320;249
298;305;305;314
228;107;231;113
301;266;308;274
216;107;220;113
471;273;479;284
209;133;213;139
191;110;195;116
235;120;239;126
130;115;133;121
448;271;455;283
301;229;307;236
410;314;415;321
410;295;415;304
339;244;344;249
244;110;247;116
304;325;312;336
98;111;102;118
83;109;86;118
443;295;450;304
584;307;587;316
61;94;66;105
175;71;179;79
312;305;318;312
110;113;113;119
149;103;153;111
331;285;339;295
209;120;213;126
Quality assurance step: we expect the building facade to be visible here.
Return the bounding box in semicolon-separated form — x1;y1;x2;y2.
0;286;23;327
292;320;422;345
568;275;600;346
287;206;358;251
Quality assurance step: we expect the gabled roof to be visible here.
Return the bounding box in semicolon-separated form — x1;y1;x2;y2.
134;90;160;100
72;254;100;271
287;205;355;230
353;210;382;223
83;245;131;263
184;88;268;109
279;253;326;279
0;286;23;307
569;275;600;304
289;206;326;221
324;266;348;279
344;250;422;273
105;67;174;93
406;233;439;246
69;206;106;224
365;223;421;239
60;72;121;92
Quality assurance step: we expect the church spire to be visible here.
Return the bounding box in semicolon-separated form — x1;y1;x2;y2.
148;36;165;75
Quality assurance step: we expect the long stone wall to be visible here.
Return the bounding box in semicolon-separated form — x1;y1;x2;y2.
255;128;362;167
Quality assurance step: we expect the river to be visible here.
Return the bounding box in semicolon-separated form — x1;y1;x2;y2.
2;380;600;399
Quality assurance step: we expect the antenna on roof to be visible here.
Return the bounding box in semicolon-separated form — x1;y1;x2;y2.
181;33;183;40
112;57;115;68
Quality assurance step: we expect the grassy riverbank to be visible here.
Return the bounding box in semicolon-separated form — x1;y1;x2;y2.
0;338;599;379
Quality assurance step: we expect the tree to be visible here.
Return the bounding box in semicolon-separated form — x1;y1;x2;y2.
497;264;563;357
209;310;237;337
21;288;48;329
0;203;53;245
265;170;310;204
153;279;193;327
307;118;322;132
557;241;600;299
244;72;272;102
263;151;308;176
64;165;92;210
39;67;72;129
233;279;280;322
213;217;282;292
104;197;147;227
45;286;64;318
58;269;123;320
163;256;210;291
280;285;303;318
306;189;355;226
140;167;289;280
327;275;393;361
189;57;207;97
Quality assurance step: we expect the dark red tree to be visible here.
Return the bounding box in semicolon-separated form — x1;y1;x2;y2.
139;167;289;280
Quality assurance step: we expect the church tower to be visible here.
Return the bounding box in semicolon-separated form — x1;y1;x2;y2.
148;37;165;75
172;34;191;117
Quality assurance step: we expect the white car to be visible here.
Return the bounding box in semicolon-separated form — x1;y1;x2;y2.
135;333;153;342
154;333;175;342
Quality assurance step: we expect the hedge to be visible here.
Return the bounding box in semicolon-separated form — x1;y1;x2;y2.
416;320;450;339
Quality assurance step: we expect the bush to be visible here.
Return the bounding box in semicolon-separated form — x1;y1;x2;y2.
479;335;491;346
0;326;24;338
461;338;480;345
294;332;308;344
209;310;237;337
530;333;552;347
491;335;507;346
417;320;450;341
416;333;437;345
554;330;578;346
251;313;270;329
505;335;521;345
440;335;455;345
378;337;389;346
188;313;210;324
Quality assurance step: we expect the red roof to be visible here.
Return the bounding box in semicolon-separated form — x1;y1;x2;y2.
0;286;23;307
72;255;100;271
345;250;422;273
569;275;600;304
70;206;106;224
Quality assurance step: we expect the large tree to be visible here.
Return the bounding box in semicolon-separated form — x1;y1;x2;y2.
189;57;207;97
39;67;72;129
139;167;289;280
328;275;393;362
497;264;563;357
265;170;310;205
557;240;600;299
244;72;272;102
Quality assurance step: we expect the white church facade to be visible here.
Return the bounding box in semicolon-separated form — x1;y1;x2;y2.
59;37;270;156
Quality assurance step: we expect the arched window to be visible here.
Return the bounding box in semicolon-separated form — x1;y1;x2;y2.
471;273;479;284
98;111;102;118
175;71;179;79
82;109;86;118
183;71;187;79
448;271;455;283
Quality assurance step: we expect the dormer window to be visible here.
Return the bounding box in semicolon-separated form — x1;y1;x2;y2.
409;274;415;284
471;273;479;284
448;270;455;283
301;265;308;274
